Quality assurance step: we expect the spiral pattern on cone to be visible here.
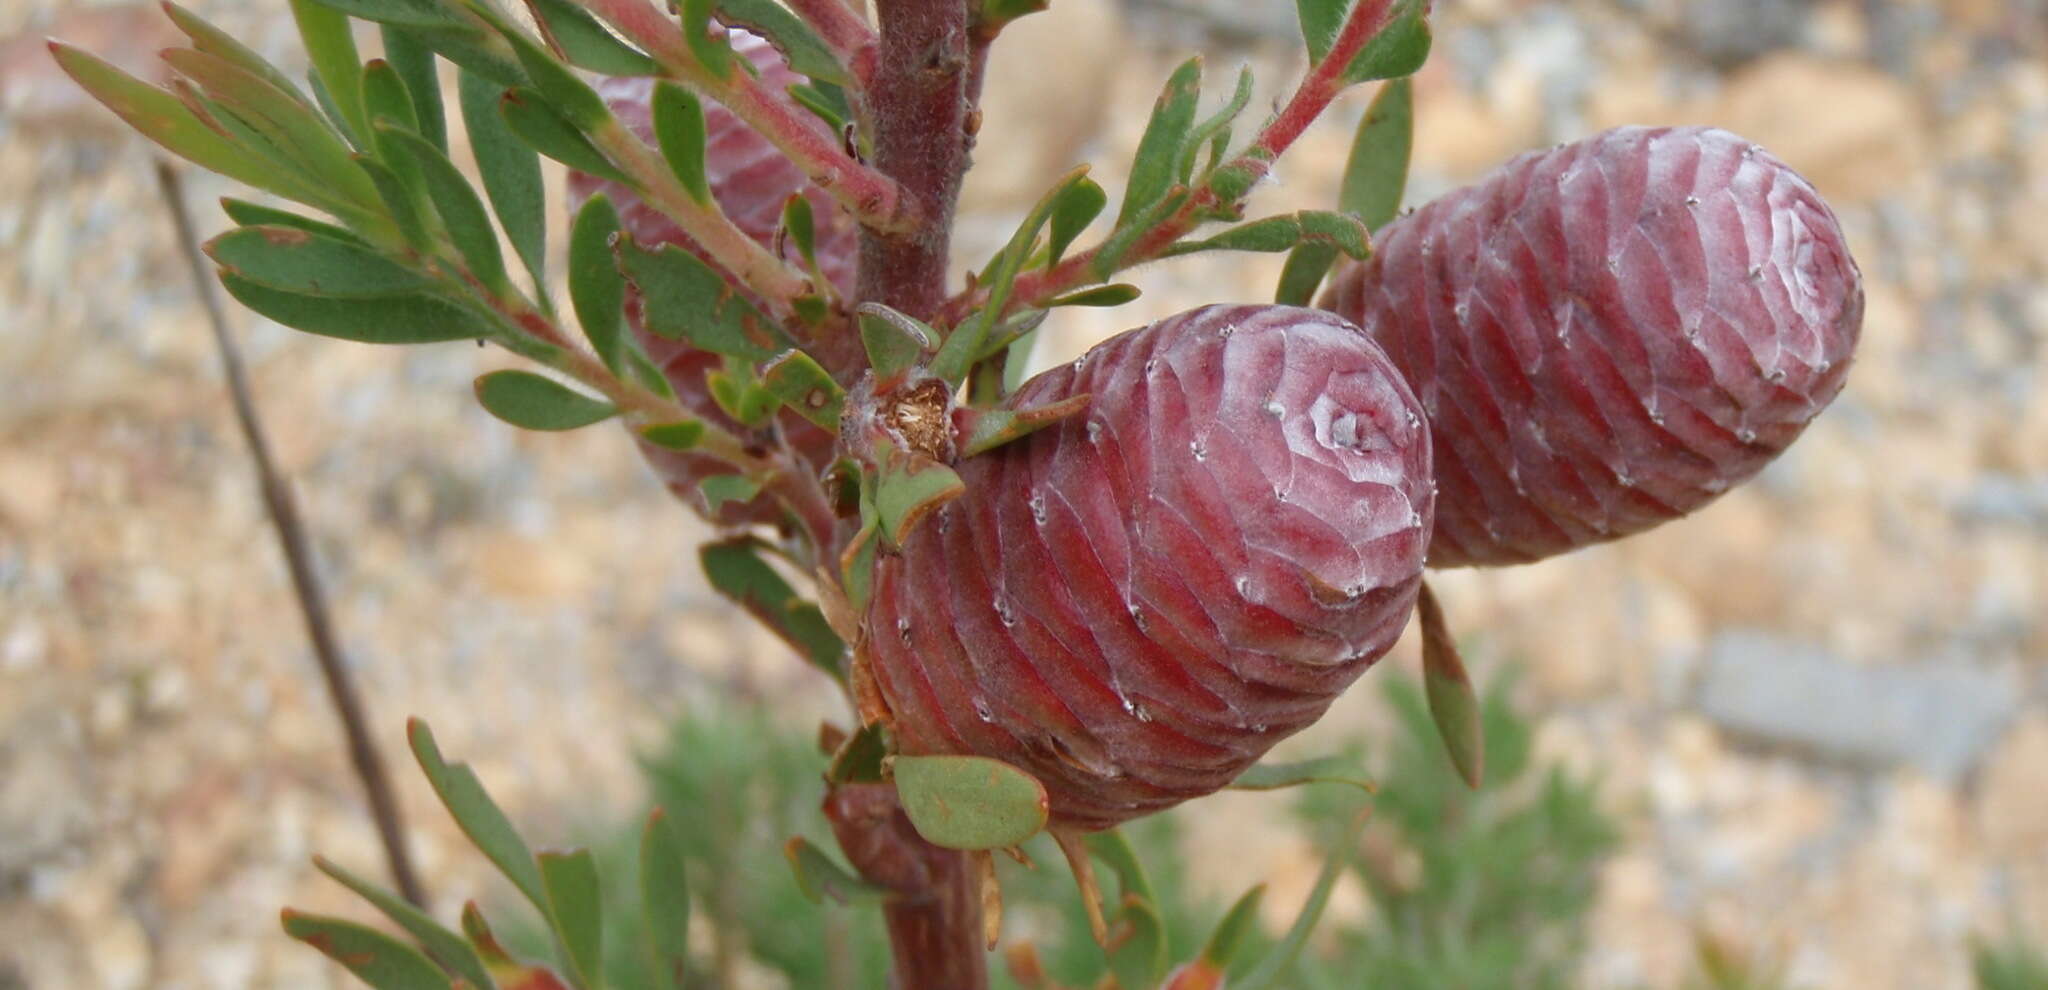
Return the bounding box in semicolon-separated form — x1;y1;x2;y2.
866;305;1434;830
1323;126;1862;567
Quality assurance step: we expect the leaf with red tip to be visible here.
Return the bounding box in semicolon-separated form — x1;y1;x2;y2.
314;856;496;990
784;837;892;904
281;909;453;990
954;394;1090;458
461;904;571;990
205;225;427;297
892;754;1049;851
163;2;305;99
1418;581;1484;788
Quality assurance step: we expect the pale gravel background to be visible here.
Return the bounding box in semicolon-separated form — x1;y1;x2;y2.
1;0;2045;987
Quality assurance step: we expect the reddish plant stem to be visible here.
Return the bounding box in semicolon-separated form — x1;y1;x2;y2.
934;0;1397;326
825;783;988;990
155;161;427;908
855;0;973;320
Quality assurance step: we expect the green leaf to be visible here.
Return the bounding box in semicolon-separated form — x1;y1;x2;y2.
706;369;780;427
700;474;764;513
164;48;378;207
405;719;551;913
1106;895;1167;990
220;199;369;245
1200;884;1266;968
639;812;690;990
1118;56;1202;227
528;0;657;74
827;722;889;784
362;59;421;135
356;152;434;249
1236;809;1368;990
206;225;427;297
537;849;604;989
1274;243;1338;306
498;86;624;181
892;754;1049;850
49;43;306;202
1296;0;1350;64
955;394;1089;457
716;0;850;85
617;239;789;359
679;0;733;78
640;420;707;450
1341;0;1431;84
935;166;1091;383
163;2;307;102
313;856;497;990
782;194;817;269
1171;210;1371;258
759;349;845;429
1044;283;1140;308
416;22;528;90
569;194;628;373
222;274;490;343
480;7;611;127
873;451;963;548
382;26;448;152
1178;65;1253;183
1419;581;1484;788
459;903;567;988
307;0;463;28
1046;174;1107;269
838;523;878;613
651;82;710;203
1091;187;1187;279
976;0;1050;34
1339;77;1412;231
281;909;454;990
787;81;852;135
384;124;512;295
291;0;369;143
856;303;936;378
785;838;892;905
460;71;550;298
699;537;847;683
474;370;618;430
1229;754;1376;792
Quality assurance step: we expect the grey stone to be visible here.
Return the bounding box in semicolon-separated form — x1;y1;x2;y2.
1694;631;2021;779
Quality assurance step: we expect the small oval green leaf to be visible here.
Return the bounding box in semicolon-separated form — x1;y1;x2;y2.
474;370;618;430
892;754;1049;851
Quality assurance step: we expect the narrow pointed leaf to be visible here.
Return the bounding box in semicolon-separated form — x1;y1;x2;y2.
1419;580;1484;787
935;166;1089;383
1274;243;1338;306
537;849;603;989
838;523;879;614
206;225;428;296
528;0;657;74
164;48;377;206
782;194;817;268
1340;76;1412;230
569;194;628;372
416;22;528;89
678;0;733;78
699;475;764;513
385;124;512;294
281;909;453;990
474;370;618;430
1296;0;1349;63
484;10;611;127
313;856;496;990
292;0;370;142
49;43;300;199
163;2;306;100
1044;284;1140;308
617;239;788;358
787;81;851;134
362;59;422;134
893;754;1049;851
640;420;707;450
406;720;550;913
1046;174;1106;269
1229;754;1375;793
382;26;448;152
1200;884;1266;968
1236;810;1368;990
462;903;572;990
1118;57;1202;226
498;86;623;180
1091;187;1188;279
1106;895;1168;990
956;394;1089;457
222;275;489;343
855;303;936;378
699;537;847;683
715;0;848;85
1341;0;1431;84
357;153;434;249
1178;65;1253;183
459;71;550;296
650;82;709;202
220;199;369;245
307;0;465;28
785;838;892;905
759;349;845;428
640;810;690;990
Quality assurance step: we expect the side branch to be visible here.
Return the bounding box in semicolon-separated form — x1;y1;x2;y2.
825;783;988;990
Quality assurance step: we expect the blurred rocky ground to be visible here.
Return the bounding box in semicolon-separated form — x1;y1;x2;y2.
0;1;2043;987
